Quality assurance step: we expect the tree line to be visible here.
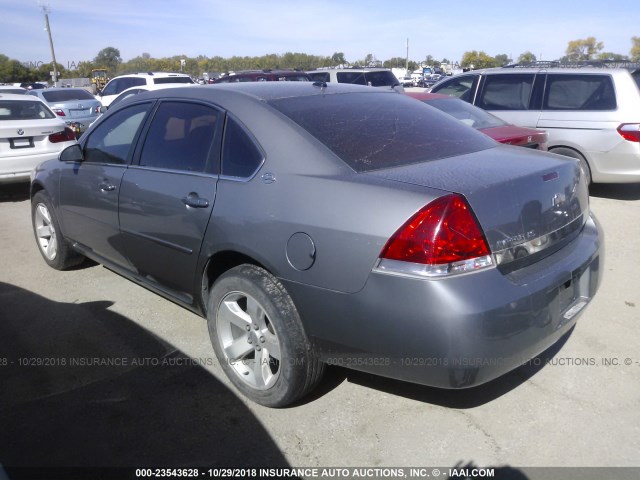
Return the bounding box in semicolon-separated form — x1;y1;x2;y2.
2;36;639;83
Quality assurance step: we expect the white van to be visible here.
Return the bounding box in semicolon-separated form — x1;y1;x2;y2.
430;63;640;183
307;68;404;91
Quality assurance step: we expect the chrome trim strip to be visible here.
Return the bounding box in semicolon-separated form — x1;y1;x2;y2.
372;255;495;280
493;211;587;266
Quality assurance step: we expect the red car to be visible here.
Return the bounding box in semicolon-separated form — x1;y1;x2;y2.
407;92;548;150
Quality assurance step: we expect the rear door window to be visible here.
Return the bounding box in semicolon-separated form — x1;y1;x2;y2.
477;74;535;110
543;74;617;110
138;101;221;173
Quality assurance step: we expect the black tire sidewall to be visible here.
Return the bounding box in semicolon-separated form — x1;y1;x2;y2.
31;191;80;270
207;265;314;407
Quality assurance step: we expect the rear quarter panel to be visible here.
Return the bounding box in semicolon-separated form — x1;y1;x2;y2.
197;97;446;294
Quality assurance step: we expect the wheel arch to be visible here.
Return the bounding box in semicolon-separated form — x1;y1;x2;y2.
30;181;46;199
548;145;592;184
199;250;270;314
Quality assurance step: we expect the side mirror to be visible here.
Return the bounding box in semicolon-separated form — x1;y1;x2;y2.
59;144;84;163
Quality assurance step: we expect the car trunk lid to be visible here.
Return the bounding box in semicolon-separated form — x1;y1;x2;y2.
366;146;589;271
481;125;548;150
0;120;66;157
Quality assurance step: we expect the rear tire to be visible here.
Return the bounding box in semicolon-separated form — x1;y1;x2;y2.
207;264;324;407
31;191;84;270
550;147;592;185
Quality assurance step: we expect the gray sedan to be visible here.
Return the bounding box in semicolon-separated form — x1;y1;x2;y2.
27;87;101;135
30;83;602;407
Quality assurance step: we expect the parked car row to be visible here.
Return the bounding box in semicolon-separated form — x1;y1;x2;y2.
1;72;203;184
0;94;77;184
406;92;548;150
306;67;404;90
209;67;405;91
30;82;602;407
429;64;640;183
27;87;102;136
213;69;311;83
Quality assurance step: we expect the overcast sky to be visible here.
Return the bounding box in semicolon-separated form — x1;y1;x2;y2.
2;0;638;68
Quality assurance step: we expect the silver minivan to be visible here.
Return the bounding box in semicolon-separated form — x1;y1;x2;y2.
430;64;640;183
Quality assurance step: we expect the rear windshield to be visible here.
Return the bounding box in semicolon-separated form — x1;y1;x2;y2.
0;88;26;94
153;77;194;85
0;100;55;120
268;92;495;172
425;97;506;130
42;89;96;102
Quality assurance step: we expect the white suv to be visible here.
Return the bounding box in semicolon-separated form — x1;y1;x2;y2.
430;63;640;183
97;72;195;107
307;68;404;91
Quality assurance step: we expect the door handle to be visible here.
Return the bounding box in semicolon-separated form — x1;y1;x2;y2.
182;193;209;208
98;181;116;192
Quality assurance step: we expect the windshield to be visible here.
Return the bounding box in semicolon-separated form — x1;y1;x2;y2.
425;97;507;130
269;92;495;172
0;100;55;120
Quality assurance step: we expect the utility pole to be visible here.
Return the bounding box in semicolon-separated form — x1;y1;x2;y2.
406;38;409;71
41;5;59;84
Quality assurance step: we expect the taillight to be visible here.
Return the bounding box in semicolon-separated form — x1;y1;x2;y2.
376;194;493;277
49;127;76;143
52;108;65;117
617;123;640;142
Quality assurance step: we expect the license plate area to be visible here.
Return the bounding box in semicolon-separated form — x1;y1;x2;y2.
557;268;591;328
558;276;578;312
9;137;34;149
70;109;89;117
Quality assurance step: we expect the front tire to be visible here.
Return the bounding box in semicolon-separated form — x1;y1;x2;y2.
31;190;83;270
207;265;324;407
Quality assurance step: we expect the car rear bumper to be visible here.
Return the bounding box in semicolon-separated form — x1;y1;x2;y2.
285;213;603;389
588;146;640;183
0;152;59;184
